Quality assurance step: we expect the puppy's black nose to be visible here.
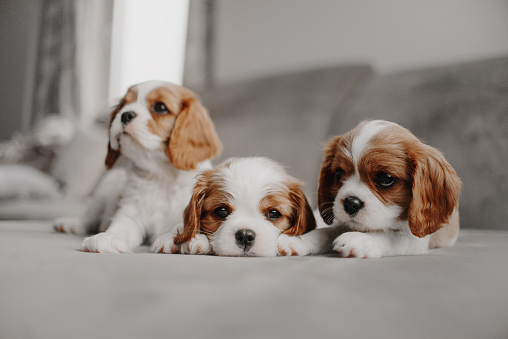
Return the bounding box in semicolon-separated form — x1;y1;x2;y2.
121;111;137;125
235;229;256;251
344;196;364;216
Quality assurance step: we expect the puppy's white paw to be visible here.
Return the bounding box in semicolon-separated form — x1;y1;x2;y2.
151;232;180;254
333;232;382;259
82;233;130;253
180;234;211;255
53;217;87;235
276;234;311;256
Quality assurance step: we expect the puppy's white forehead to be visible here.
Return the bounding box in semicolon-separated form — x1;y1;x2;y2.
129;80;173;107
219;157;289;203
351;120;397;165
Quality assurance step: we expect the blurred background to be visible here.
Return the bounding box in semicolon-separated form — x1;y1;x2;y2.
0;0;507;230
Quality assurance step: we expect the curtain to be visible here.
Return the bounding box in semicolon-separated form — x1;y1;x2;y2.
31;0;80;124
30;0;114;127
183;0;215;92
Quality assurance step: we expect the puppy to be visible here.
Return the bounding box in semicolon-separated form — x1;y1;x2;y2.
278;120;462;258
54;80;222;253
152;157;316;257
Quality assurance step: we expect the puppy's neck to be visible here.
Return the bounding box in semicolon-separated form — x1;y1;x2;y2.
128;157;180;182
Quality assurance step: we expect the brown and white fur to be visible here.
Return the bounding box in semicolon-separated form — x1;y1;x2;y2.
54;80;222;253
152;157;316;256
277;120;462;258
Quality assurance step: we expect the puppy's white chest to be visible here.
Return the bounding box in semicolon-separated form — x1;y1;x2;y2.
122;172;192;236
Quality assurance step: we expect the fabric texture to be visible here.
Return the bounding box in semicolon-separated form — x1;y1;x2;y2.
0;221;507;339
328;57;508;230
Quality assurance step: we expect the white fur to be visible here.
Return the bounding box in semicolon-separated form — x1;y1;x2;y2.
334;175;402;232
211;158;290;256
210;158;293;256
351;120;395;165
154;157;302;257
56;80;212;253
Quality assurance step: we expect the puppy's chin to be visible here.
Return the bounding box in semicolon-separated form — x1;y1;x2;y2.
333;201;403;232
209;219;280;257
114;134;168;168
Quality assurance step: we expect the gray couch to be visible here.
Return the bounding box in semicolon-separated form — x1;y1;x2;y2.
1;57;507;339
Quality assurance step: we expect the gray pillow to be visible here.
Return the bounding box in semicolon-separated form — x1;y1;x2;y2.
0;165;61;200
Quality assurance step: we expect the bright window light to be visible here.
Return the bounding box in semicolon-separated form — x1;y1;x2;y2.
109;0;189;100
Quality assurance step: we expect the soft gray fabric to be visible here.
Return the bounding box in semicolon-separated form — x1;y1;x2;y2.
0;165;60;200
0;198;86;220
328;57;508;230
1;221;507;339
201;65;374;202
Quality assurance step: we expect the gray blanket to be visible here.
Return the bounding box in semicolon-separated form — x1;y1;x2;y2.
1;221;507;339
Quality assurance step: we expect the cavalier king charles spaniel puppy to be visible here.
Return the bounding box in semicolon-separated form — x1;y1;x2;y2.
278;120;462;258
54;80;222;253
151;157;316;256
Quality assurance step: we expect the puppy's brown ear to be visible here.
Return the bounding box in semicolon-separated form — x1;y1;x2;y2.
167;97;222;170
105;142;121;170
284;181;316;236
173;175;209;245
408;144;462;238
104;98;126;169
318;136;341;225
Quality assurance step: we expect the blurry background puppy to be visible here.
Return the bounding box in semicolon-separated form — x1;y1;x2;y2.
278;120;462;258
54;80;222;253
152;157;316;257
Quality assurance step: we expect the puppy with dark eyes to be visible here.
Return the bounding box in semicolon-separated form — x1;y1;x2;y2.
54;80;222;253
278;120;462;258
152;157;316;257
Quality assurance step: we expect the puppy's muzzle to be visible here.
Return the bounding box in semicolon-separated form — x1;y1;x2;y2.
121;111;137;125
344;196;364;217
235;229;256;251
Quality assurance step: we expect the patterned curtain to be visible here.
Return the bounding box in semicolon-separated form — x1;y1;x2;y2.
183;0;215;92
31;0;80;124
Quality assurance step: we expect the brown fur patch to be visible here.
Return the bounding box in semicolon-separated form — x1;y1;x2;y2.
318;135;355;224
284;180;316;235
358;126;415;219
146;87;180;144
173;168;225;245
259;193;293;232
166;94;222;170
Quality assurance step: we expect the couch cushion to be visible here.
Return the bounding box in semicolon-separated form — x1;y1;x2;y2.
50;125;107;198
199;65;374;201
329;57;508;230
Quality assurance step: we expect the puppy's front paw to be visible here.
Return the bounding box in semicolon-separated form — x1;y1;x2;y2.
276;234;311;256
333;232;382;259
53;217;86;235
151;232;180;254
180;234;211;255
82;233;130;253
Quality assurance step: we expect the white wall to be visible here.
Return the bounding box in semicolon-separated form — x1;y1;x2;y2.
214;0;508;86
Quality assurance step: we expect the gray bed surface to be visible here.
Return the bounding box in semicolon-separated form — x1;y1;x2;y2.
2;58;508;339
1;221;507;339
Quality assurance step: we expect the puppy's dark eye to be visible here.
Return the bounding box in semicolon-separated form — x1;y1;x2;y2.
153;102;169;114
266;210;282;221
214;206;230;219
336;168;345;181
375;172;396;188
